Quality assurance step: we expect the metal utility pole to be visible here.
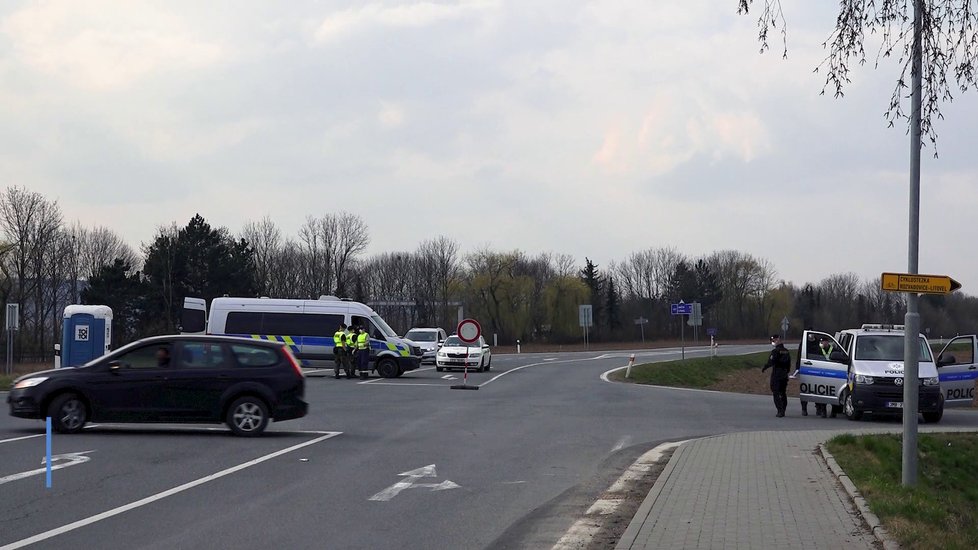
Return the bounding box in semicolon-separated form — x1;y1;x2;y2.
902;0;923;488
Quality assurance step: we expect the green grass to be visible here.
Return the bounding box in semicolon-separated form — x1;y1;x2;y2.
608;351;775;387
826;433;978;550
0;374;13;391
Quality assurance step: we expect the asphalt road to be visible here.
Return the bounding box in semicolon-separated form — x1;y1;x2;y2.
3;344;978;550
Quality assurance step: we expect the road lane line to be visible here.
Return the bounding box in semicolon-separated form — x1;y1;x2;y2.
0;434;44;445
552;440;687;550
0;431;341;550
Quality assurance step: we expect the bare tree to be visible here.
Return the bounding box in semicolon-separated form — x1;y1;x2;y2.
738;0;978;149
0;187;63;357
416;236;461;328
77;223;139;280
298;216;335;298
241;216;282;296
332;212;370;297
269;241;305;299
815;272;863;329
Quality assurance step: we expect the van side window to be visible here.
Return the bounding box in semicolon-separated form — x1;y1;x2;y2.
226;312;262;334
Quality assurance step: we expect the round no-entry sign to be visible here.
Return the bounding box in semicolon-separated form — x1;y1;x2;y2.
457;318;482;344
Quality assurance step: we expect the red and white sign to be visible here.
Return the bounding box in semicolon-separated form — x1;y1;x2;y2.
456;319;481;344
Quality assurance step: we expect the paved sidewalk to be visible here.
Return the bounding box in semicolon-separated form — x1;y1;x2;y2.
616;430;880;549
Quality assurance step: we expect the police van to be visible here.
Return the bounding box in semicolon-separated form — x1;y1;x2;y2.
798;324;976;423
181;296;422;378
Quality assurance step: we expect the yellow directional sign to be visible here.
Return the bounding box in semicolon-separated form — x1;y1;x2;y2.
881;272;962;294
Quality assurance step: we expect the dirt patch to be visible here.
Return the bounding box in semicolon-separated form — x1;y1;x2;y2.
705;368;803;397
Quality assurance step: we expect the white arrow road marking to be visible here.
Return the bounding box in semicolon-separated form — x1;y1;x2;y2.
368;464;460;501
0;451;94;485
441;375;457;380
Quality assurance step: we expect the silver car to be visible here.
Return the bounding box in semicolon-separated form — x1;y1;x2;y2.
404;328;448;365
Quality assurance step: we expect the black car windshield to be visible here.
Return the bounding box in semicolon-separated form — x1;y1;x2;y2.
444;336;467;346
405;331;437;342
854;335;933;362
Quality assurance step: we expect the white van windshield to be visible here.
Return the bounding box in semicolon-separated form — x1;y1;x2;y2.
371;315;398;338
854;335;933;362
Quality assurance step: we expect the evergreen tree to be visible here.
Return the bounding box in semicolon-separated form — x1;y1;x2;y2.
82;258;150;346
143;214;258;330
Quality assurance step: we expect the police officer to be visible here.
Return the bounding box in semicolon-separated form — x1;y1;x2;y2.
762;334;792;417
355;325;370;377
817;337;840;418
333;323;350;379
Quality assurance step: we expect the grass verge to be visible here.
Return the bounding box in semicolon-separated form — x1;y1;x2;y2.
607;351;775;387
826;433;978;549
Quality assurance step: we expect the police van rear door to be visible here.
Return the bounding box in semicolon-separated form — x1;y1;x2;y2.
798;330;849;406
936;335;977;407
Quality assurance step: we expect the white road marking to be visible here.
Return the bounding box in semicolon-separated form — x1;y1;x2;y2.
611;436;631;453
441;375;457;380
0;434;44;445
0;451;94;485
544;358;557;361
553;440;688;550
368;464;460;502
0;432;341;550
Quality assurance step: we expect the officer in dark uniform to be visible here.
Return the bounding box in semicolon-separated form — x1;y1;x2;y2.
762;334;792;417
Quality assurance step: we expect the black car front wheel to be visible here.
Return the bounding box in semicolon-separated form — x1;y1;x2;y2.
48;393;88;434
227;396;269;437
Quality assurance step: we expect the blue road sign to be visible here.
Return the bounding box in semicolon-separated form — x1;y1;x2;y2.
671;302;693;315
706;327;718;337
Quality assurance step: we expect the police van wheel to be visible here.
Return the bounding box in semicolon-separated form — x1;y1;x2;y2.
843;391;862;421
436;366;443;372
376;358;399;378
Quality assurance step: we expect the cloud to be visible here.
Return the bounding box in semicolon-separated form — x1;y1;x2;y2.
313;0;498;43
2;1;224;91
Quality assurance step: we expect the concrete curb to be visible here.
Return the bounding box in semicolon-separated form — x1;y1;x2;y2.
818;443;900;550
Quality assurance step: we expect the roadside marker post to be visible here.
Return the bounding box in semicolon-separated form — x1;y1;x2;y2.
451;319;481;391
625;354;635;378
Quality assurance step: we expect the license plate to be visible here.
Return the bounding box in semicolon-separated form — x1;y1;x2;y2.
887;401;904;408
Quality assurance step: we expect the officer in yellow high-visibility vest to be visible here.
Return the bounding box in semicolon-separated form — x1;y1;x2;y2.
333;323;353;379
355;325;370;377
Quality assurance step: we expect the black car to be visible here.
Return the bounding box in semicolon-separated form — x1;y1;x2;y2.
7;335;307;436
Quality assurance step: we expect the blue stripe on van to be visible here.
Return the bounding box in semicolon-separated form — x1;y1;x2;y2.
940;371;978;382
799;367;848;379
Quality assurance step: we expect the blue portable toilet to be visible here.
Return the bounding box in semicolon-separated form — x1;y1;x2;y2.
61;305;113;368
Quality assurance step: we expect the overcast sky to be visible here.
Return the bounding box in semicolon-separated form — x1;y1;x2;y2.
2;1;976;292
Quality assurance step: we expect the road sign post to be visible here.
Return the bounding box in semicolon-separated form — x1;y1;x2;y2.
881;271;962;486
670;301;692;360
579;305;593;351
451;319;481;391
634;317;648;343
5;303;18;376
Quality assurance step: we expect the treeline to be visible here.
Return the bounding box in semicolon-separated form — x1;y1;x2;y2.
2;186;976;360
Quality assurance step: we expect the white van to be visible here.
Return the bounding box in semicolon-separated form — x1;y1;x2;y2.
182;296;422;378
797;324;975;423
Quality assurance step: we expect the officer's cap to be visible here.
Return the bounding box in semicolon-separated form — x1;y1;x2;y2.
770;334;780;341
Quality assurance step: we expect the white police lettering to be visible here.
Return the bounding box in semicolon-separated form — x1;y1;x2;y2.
947;387;976;400
800;383;837;396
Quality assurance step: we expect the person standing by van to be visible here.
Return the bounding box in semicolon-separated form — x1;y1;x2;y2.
333;323;351;379
762;334;792;417
355;325;370;377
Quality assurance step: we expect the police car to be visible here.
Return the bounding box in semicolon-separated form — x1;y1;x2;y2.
797;324;977;422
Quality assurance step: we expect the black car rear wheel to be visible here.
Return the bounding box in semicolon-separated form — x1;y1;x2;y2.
227;396;269;437
49;393;88;434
